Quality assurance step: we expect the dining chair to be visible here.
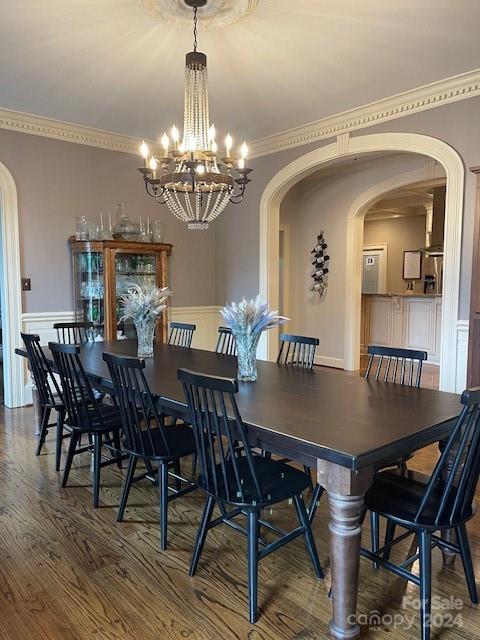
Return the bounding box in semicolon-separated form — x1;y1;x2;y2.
361;388;480;640
21;332;69;471
178;368;323;623
49;342;125;507
215;326;237;355
275;333;320;498
364;345;428;387
103;352;197;549
277;333;319;369
168;322;196;348
53;321;94;345
365;346;429;548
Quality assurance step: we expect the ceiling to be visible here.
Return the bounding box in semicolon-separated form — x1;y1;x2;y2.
365;182;445;221
1;0;479;144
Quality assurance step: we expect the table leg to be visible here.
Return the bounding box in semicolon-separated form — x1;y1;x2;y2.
318;461;374;640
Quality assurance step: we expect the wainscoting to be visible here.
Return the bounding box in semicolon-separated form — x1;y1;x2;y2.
20;306;222;404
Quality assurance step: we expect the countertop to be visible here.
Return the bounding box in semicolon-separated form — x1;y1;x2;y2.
362;292;442;298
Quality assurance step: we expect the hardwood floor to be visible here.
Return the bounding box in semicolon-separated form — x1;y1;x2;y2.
0;405;478;639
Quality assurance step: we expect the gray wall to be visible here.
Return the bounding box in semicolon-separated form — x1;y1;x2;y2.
215;96;480;320
279;155;426;362
0;128;216;312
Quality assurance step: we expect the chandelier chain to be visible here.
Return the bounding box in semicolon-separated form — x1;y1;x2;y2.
193;6;198;52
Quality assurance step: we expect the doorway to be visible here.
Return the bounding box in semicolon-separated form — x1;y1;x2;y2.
259;132;464;392
0;161;23;408
360;180;446;389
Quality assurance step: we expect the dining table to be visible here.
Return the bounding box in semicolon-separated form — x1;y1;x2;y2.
17;339;462;639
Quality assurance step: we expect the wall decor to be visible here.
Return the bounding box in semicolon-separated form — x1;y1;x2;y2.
310;231;330;296
403;250;422;280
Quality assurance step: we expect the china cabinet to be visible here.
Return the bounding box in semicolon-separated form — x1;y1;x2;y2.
69;237;172;342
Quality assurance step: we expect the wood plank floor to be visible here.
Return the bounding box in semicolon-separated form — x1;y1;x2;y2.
0;404;478;639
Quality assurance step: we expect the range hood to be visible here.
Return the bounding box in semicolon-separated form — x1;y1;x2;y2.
423;185;446;256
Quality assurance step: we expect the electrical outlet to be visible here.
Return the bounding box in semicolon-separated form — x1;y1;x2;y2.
21;278;31;291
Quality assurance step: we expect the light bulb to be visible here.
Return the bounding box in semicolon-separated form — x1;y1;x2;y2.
238;158;245;170
208;124;216;141
240;141;248;160
225;133;233;155
171;125;180;143
196;164;205;175
140;140;149;159
211;140;218;154
179;141;186;154
188;137;197;153
161;132;169;153
149;157;158;171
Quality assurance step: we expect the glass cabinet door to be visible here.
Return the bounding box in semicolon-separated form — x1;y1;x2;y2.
73;250;104;339
115;253;157;338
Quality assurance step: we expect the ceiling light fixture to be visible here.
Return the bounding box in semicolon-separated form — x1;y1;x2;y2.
138;0;252;230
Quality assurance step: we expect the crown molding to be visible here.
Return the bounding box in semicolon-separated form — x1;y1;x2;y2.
249;68;480;159
0;107;161;156
0;69;478;159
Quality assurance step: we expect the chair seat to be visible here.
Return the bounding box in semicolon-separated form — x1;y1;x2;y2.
66;404;122;432
126;423;196;460
198;457;312;507
366;468;475;529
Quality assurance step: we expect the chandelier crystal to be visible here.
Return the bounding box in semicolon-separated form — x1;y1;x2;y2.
138;0;252;230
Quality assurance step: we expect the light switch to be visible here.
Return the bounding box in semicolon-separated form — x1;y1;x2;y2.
21;278;31;291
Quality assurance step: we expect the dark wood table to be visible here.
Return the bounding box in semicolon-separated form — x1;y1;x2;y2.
17;340;461;639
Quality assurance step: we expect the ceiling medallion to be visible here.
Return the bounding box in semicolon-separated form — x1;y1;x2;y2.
137;0;252;230
139;0;258;30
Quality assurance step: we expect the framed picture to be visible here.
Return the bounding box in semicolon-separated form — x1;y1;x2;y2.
403;250;422;280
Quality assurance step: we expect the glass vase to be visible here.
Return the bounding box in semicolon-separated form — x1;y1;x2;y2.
134;317;157;358
235;331;261;382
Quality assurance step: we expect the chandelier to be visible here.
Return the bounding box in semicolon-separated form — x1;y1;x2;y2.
137;0;252;230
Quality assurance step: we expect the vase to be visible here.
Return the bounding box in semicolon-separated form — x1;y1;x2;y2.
134;317;157;358
235;331;261;382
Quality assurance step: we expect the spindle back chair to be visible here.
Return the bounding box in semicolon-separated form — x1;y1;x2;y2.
168;322;196;348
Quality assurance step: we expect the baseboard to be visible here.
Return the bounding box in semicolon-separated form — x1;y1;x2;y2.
314;355;345;369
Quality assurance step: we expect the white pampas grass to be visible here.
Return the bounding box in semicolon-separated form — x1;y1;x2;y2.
221;295;288;336
119;284;171;324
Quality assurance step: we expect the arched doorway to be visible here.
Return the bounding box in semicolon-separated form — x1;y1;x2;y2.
259;133;464;392
0;161;23;407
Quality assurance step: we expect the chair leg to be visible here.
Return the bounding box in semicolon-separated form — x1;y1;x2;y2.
419;530;432;640
370;511;380;569
189;495;215;576
35;407;51;456
191;452;197;477
383;520;397;561
173;458;181;490
112;429;122;469
303;465;314;489
307;483;324;523
293;494;324;579
62;431;79;488
54;409;65;472
117;455;137;522
158;461;169;550
456;523;479;604
247;509;260;624
92;433;102;508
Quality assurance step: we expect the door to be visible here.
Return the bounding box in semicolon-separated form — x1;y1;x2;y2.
362;245;388;294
